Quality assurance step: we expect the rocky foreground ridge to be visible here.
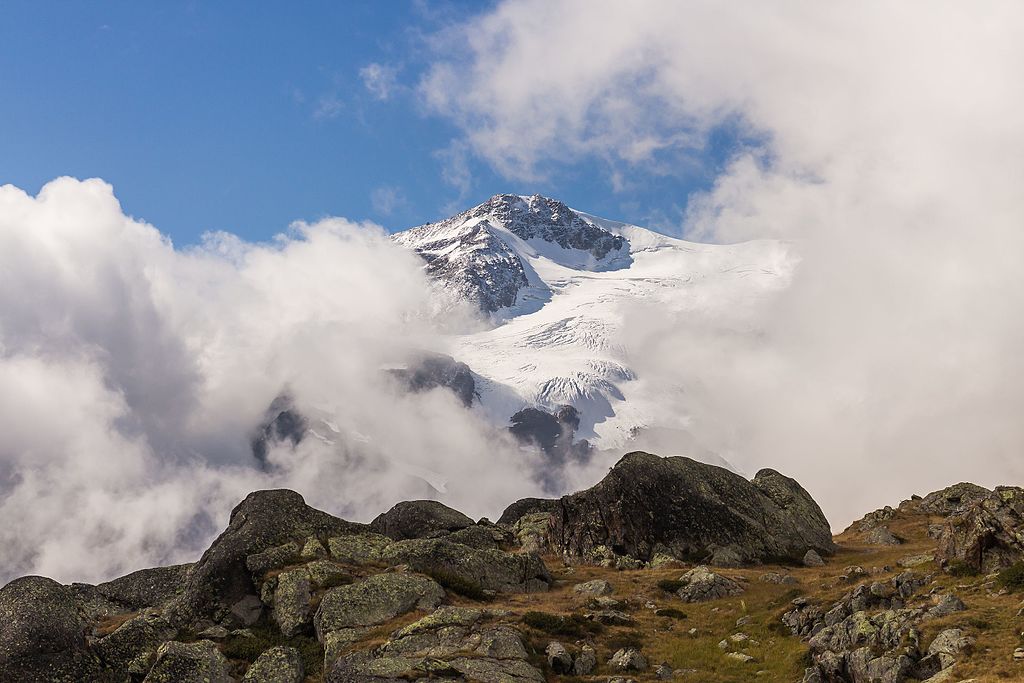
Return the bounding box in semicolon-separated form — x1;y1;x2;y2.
2;453;1023;682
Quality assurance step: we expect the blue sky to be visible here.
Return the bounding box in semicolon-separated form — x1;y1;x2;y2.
0;1;741;244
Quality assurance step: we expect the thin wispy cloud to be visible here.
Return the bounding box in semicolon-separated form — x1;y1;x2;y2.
360;62;400;101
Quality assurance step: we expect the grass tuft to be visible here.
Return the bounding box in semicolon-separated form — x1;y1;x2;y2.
522;611;603;637
997;562;1024;592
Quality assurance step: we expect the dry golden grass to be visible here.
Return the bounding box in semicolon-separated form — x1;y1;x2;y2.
93;610;138;637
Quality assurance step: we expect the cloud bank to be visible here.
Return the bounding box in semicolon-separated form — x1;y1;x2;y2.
423;1;1024;518
0;177;547;583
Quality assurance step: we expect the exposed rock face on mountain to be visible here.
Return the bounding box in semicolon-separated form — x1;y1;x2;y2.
394;215;530;312
387;352;477;407
393;193;628;313
502;452;834;565
250;395;308;468
509;404;592;469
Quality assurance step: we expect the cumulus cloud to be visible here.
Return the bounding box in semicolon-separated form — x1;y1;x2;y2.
423;0;1024;523
0;177;544;583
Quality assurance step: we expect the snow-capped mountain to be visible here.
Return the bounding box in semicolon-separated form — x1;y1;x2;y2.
394;194;794;455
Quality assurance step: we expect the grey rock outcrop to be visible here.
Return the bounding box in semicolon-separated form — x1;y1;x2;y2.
0;576;102;683
609;647;648;672
325;606;544;682
369;500;474;540
535;452;834;565
937;485;1024;572
918;483;992;516
379;538;551;593
315;572;445;639
574;578;613;596
94;612;177;673
866;527;902;546
546;641;573;674
170;489;363;625
497;497;561;527
675;566;744;602
84;563;192;612
273;568;313;637
242;645;304;683
142;640;232;683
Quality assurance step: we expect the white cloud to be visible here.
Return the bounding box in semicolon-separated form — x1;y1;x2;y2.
0;177;545;583
422;0;1024;523
360;62;399;101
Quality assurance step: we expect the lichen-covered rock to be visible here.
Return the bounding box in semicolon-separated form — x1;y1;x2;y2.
573;644;597;675
916;628;973;678
379;538;551;593
675;566;744;602
918;483;992;516
246;541;302;579
88;563;193;611
497;498;561;527
301;537;329;560
327;533;393;565
573;579;613;596
444;523;513;550
866;527;902;546
242;645;304;683
546;641;573;673
274;568;312;637
803;549;825;567
314;572;445;639
937;486;1024;572
926;593;966;619
545;452;834;565
0;576;102;683
170;489;363;625
759;571;798;585
609;647;648;671
305;560;352;588
94;611;177;672
369;500;474;540
326;605;544;683
507;512;555;554
142;640;232;683
853;505;897;532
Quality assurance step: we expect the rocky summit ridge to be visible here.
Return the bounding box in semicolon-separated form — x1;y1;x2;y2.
2;452;1024;682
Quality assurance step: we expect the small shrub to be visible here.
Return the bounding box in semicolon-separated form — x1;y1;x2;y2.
427;569;490;601
220;624;323;675
656;579;684;593
997;562;1024;591
654;607;687;620
946;560;979;578
522;611;603;637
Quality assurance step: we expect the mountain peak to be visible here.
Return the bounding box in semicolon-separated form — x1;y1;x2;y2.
393;194;628;313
